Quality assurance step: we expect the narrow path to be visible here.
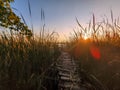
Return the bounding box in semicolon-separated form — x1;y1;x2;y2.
56;52;87;90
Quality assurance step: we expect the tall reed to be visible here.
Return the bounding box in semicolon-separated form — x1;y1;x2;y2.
0;30;60;90
68;12;120;90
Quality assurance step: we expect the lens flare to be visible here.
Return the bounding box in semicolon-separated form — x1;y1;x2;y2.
90;46;101;60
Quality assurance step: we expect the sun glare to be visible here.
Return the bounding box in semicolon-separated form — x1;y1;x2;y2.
83;34;89;40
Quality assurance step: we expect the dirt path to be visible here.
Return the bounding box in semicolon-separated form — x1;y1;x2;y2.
56;52;87;90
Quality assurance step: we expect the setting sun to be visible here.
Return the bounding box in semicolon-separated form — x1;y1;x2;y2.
84;35;88;40
83;34;89;40
1;0;120;90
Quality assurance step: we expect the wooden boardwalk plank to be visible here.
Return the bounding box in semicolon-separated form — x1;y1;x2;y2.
56;52;87;90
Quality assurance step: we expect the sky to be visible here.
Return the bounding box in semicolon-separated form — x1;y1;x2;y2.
11;0;120;40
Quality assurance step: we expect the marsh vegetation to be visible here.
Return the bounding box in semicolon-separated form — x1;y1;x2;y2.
0;0;120;90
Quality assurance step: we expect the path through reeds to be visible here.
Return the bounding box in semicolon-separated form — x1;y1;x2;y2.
56;51;88;90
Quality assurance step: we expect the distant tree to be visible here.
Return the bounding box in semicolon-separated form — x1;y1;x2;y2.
0;0;32;36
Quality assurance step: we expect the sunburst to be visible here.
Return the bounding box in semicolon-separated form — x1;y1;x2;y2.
83;34;89;40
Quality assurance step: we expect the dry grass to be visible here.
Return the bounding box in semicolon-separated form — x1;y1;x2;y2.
68;12;120;90
0;30;60;90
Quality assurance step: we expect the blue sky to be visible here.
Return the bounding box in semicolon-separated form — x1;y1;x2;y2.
11;0;120;40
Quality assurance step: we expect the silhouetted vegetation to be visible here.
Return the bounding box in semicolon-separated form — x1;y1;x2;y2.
67;13;120;90
0;0;60;89
0;0;32;36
